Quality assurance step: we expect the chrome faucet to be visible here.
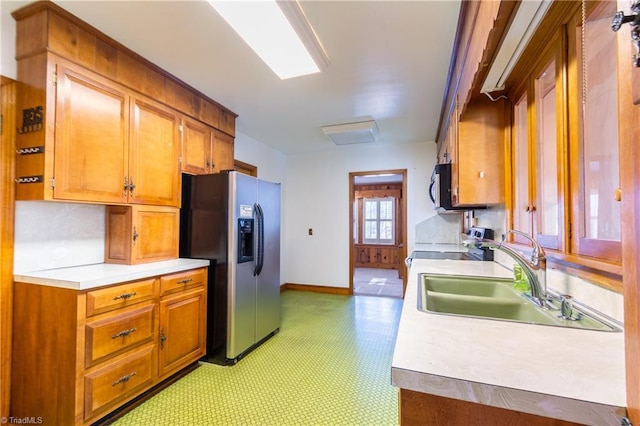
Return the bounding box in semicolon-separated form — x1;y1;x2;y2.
463;230;548;307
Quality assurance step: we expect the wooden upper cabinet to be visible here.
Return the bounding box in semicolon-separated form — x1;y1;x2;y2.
451;97;506;207
12;1;235;205
128;97;180;206
180;118;235;175
53;63;129;203
53;62;180;206
212;129;234;173
181;117;213;175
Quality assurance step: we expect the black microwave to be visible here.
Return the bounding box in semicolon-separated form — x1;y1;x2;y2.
430;163;486;211
430;163;476;211
430;163;455;209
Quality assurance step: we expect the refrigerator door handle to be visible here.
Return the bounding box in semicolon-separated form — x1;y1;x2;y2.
253;203;265;276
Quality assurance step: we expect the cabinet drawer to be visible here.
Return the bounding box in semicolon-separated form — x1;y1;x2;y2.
85;304;155;367
160;268;206;296
84;345;154;421
86;278;156;317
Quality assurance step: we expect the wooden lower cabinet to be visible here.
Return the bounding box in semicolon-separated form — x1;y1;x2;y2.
11;267;207;425
399;389;580;426
158;287;206;379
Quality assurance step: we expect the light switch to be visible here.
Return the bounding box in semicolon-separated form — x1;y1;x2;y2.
308;228;313;236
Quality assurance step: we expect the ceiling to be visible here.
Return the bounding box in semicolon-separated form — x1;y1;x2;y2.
1;0;461;155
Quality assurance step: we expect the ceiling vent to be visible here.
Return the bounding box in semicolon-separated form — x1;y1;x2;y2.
321;119;379;145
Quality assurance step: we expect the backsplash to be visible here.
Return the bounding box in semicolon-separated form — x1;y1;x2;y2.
415;214;463;244
13;201;105;274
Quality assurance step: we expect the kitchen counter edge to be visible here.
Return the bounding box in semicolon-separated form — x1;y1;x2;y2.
13;258;211;290
391;258;626;426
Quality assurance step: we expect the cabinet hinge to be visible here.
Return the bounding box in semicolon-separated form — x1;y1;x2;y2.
52;72;57;86
178;123;183;134
50;177;55;190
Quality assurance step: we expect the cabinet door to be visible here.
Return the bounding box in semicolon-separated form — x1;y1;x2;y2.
105;205;179;265
212;129;234;173
454;97;505;206
158;287;206;379
54;64;129;203
129;97;180;206
568;4;621;262
511;93;535;244
181;117;213;175
533;55;563;250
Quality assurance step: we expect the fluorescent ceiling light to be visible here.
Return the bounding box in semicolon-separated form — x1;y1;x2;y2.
208;0;329;79
481;0;552;93
321;120;380;145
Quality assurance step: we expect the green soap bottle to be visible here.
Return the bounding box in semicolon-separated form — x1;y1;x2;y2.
512;264;529;291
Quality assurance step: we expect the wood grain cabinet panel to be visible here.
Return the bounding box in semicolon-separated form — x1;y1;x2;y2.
83;344;154;422
128;97;180;206
158;287;206;380
160;267;207;297
85;303;155;367
12;266;207;425
181;117;213;175
452;97;506;207
212;129;235;173
180;118;235;175
53;63;129;204
86;278;156;317
15;57;181;207
105;205;179;265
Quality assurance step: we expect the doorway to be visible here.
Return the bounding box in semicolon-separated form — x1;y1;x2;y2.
349;169;407;298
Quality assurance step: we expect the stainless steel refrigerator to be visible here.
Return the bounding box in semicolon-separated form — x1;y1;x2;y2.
179;171;281;365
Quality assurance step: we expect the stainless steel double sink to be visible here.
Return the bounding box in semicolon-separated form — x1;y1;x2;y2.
417;273;620;332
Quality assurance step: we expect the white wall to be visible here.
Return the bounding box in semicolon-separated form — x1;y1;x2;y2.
284;141;437;288
233;131;286;185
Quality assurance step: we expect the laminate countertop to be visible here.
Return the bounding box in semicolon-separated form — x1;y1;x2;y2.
391;259;626;425
13;258;210;290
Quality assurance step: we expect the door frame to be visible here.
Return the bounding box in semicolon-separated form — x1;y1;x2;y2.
349;169;408;296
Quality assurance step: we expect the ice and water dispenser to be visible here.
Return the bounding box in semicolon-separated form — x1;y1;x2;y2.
238;219;254;263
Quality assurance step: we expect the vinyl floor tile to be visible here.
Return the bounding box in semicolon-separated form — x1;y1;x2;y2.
112;290;403;426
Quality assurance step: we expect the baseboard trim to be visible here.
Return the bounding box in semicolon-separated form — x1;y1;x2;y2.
281;283;351;296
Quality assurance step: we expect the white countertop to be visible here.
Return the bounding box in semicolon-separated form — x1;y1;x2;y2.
14;258;210;290
391;259;627;425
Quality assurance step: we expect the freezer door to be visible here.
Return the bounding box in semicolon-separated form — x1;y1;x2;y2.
255;179;281;341
227;172;258;359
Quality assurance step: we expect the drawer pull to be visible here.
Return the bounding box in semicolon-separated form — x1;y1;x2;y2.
112;372;137;387
113;292;137;301
111;327;138;339
178;278;193;285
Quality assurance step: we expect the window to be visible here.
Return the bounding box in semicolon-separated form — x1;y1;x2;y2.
363;198;394;244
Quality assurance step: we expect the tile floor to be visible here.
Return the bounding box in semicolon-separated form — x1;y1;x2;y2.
353;267;403;298
112;290;403;425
